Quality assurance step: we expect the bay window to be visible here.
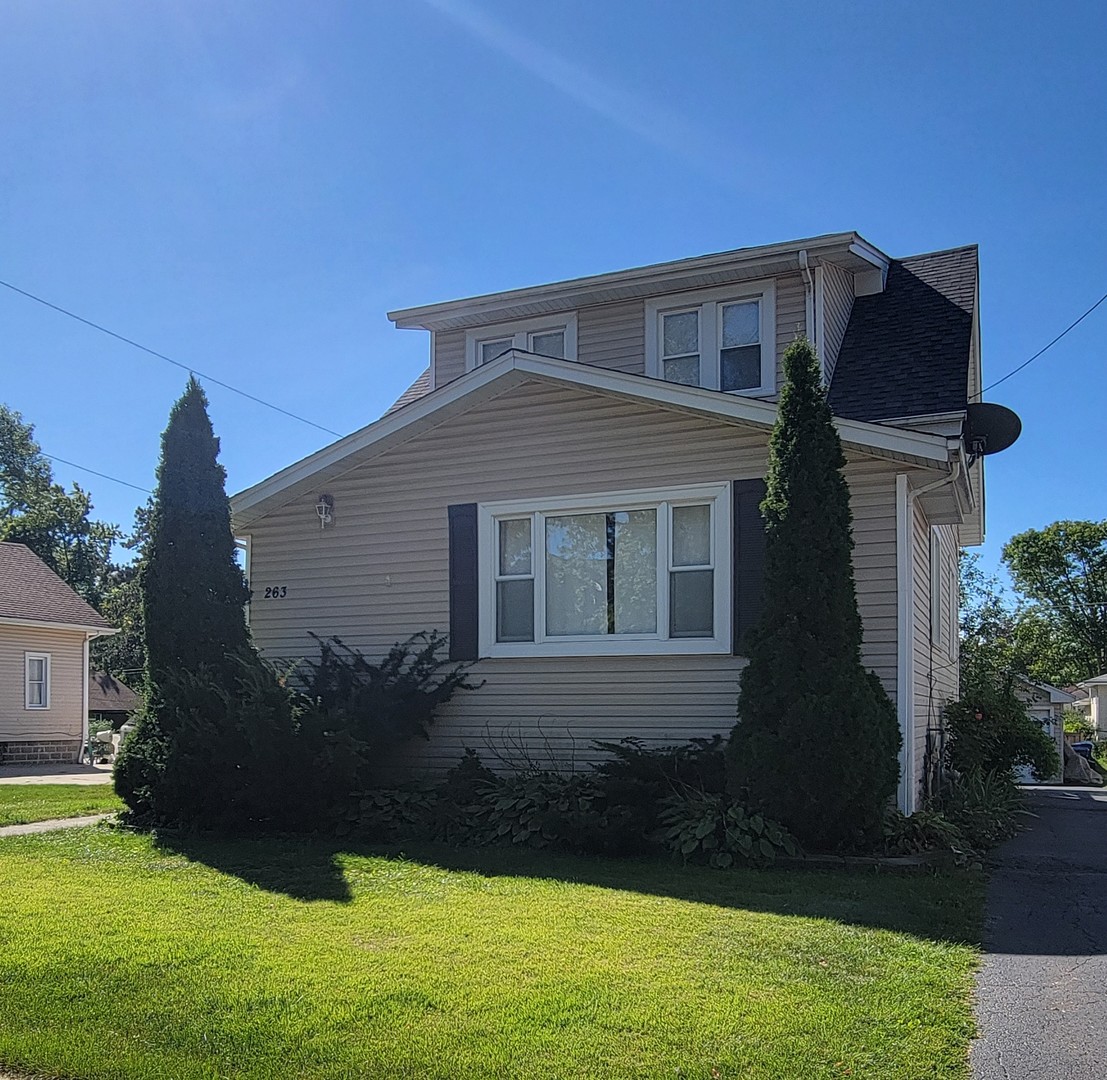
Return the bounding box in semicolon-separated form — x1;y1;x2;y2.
646;282;775;395
479;484;731;657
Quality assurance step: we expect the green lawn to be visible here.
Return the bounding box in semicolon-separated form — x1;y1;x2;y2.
0;783;122;826
0;828;983;1080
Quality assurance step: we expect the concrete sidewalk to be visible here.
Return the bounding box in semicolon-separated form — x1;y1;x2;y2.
971;785;1107;1079
0;813;114;837
0;763;113;785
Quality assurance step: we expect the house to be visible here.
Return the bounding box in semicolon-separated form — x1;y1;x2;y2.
0;542;116;765
1012;677;1073;783
88;670;141;731
1071;674;1107;738
231;232;1010;814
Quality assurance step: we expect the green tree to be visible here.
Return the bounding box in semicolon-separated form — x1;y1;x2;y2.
958;550;1091;688
91;503;152;686
115;378;294;828
726;339;901;850
1003;521;1107;679
0;404;119;605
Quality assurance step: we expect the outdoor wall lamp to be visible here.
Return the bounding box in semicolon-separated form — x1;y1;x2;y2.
315;494;334;530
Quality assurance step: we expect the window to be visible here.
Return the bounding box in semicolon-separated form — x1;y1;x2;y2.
478;484;731;657
25;652;50;709
646;282;775;395
465;314;578;371
930;527;957;658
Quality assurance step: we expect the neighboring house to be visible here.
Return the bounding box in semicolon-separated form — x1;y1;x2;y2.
1072;674;1107;738
0;542;116;765
231;232;1010;813
88;670;141;731
1013;677;1073;783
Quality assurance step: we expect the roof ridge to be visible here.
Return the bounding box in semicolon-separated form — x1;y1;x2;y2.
895;244;978;262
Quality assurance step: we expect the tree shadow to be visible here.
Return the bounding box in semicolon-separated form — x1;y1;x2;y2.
153;828;982;945
154;831;354;903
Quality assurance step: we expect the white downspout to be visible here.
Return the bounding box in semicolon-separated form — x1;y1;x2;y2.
80;634;91;764
799;249;816;354
896;458;963;813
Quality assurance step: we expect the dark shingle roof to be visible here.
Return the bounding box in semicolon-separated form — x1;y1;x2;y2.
0;542;113;630
384;368;432;415
828;246;977;422
88;671;141;714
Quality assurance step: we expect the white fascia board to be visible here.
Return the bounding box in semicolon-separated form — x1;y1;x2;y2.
848;239;890;276
389;233;888;330
0;616;117;636
231;350;953;526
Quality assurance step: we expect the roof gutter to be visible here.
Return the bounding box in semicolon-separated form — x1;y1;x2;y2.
389;233;891;330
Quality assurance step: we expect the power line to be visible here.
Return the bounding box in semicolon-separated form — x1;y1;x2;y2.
979;288;1107;397
41;453;152;494
0;278;343;437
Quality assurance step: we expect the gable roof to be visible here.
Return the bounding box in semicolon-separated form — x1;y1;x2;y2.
0;542;113;632
828;246;978;422
88;671;141;714
233;349;962;528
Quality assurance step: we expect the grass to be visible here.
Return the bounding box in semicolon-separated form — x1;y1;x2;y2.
0;828;983;1080
0;783;123;826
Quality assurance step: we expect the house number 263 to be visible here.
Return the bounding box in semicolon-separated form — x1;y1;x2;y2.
262;586;288;599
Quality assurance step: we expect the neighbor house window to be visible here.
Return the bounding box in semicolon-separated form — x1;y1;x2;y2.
25;652;50;709
478;483;731;657
646;282;775;395
465;314;578;370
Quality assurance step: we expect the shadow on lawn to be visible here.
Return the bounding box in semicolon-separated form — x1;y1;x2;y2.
153;830;983;946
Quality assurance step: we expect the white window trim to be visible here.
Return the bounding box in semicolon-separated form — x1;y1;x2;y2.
465;313;578;371
25;651;51;710
645;280;776;396
477;482;732;658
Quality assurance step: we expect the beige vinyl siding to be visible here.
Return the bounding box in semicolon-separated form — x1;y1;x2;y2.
0;624;86;743
432;274;808;395
245;379;901;775
910;503;960;800
774;273;807;389
820;262;854;386
433;328;467;386
576;300;646;374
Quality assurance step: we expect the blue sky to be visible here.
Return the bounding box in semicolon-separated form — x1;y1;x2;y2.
2;1;1105;579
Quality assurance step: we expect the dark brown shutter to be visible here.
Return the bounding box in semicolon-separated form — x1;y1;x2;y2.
732;479;767;656
447;503;479;661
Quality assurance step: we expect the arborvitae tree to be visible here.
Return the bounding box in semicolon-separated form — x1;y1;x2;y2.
141;379;250;680
115;378;296;828
726;339;901;850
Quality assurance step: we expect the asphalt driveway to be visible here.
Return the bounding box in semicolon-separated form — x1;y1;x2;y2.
971;785;1107;1079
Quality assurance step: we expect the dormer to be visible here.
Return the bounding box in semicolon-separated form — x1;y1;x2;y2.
388;232;891;398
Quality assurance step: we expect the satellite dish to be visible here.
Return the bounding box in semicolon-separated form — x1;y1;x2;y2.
964;402;1022;457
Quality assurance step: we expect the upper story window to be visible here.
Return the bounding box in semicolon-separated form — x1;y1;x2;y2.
465;313;578;372
478;483;731;658
25;652;50;709
646;281;775;396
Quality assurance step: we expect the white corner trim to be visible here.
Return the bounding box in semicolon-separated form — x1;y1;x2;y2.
896;474;916;814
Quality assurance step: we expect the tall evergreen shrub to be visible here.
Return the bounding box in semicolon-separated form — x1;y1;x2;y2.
726;339;901;849
115;378;296;828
